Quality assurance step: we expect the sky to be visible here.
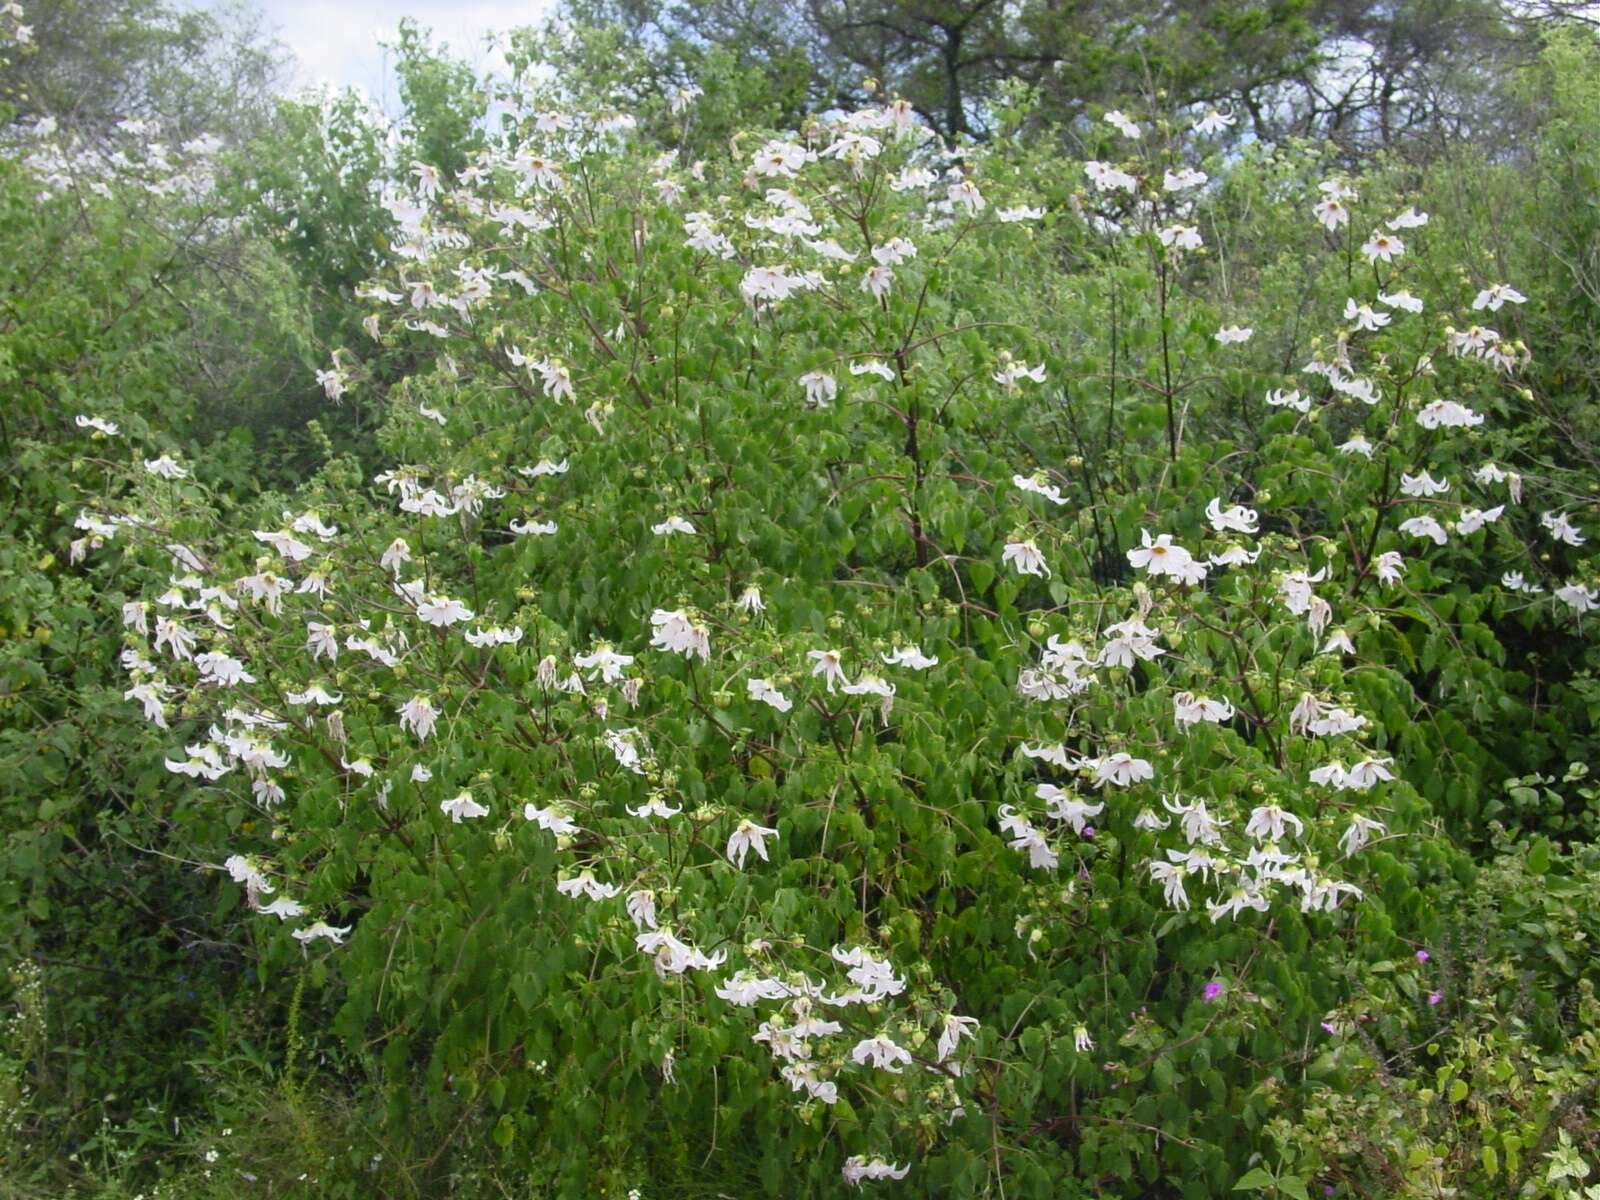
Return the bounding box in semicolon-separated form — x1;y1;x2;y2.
254;1;555;104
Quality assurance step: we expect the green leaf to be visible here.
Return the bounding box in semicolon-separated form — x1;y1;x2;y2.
1233;1168;1276;1191
492;1113;514;1147
1528;840;1551;875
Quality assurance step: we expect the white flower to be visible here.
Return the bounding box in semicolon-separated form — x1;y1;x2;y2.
1415;400;1483;429
1089;753;1154;788
627;796;682;820
881;645;938;669
1307;705;1367;737
1379;290;1424;313
1207;886;1271;923
1541;511;1586;546
1084;160;1137;193
1148;859;1189;908
747;678;793;712
841;673;895;699
726;819;779;868
292;921;352;945
523;803;578;835
285;683;342;706
649;608;710;660
799;371;837;407
1245;804;1304;841
237;571;291;616
936;1014;980;1062
398;695;439;741
996;205;1044;222
890;166;937;191
1215;325;1253;345
1329;815;1384;858
947;179;984;213
861;264;893;300
440;792;489;822
196;651;255;687
416;594;474;626
1279;567;1328;616
1036;785;1103;833
871;236;917;266
1205;498;1258;534
752;139;809;176
1309;762;1347;789
626;890;657;930
736;586;765;614
1105;109;1141;138
841;1157;910;1186
1387;206;1429;230
1163;168;1207;191
253;530;314;562
1472;283;1525;310
1456;505;1504;534
1362;231;1405;263
1157;223;1203;251
1013;473;1067;505
259;897;305;920
850;359;895;381
1344;297;1391;331
993;360;1047;388
1002;539;1049;578
516;458;570;479
124;680;171;728
1195;108;1235;135
1073;1025;1094;1053
1398;515;1449;546
1338;434;1375;458
1400;470;1450;498
1369;553;1408;588
651;515;697;536
144;454;188;479
1344;758;1395;790
1556;583;1599;614
1172;692;1235;728
850;1034;912;1073
556;871;620;901
1502;570;1544;594
1127;530;1202;581
574;646;634;683
1266;388;1310;413
75;414;120;436
1312;197;1349;231
808;648;849;692
306;622;338;662
509;518;558;536
225;854;274;902
1321;629;1357;657
741;266;809;304
605;728;647;774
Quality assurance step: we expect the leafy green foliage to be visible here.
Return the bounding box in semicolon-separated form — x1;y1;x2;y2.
1;8;1598;1200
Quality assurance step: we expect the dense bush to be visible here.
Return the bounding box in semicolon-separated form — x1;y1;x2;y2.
2;5;1598;1197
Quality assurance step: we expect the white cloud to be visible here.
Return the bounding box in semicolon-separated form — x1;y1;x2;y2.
256;0;553;104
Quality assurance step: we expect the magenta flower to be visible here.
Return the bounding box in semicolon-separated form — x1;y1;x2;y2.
1203;981;1224;1003
1428;991;1444;1006
1416;949;1430;963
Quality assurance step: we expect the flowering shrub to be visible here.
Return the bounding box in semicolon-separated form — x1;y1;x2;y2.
54;57;1600;1198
